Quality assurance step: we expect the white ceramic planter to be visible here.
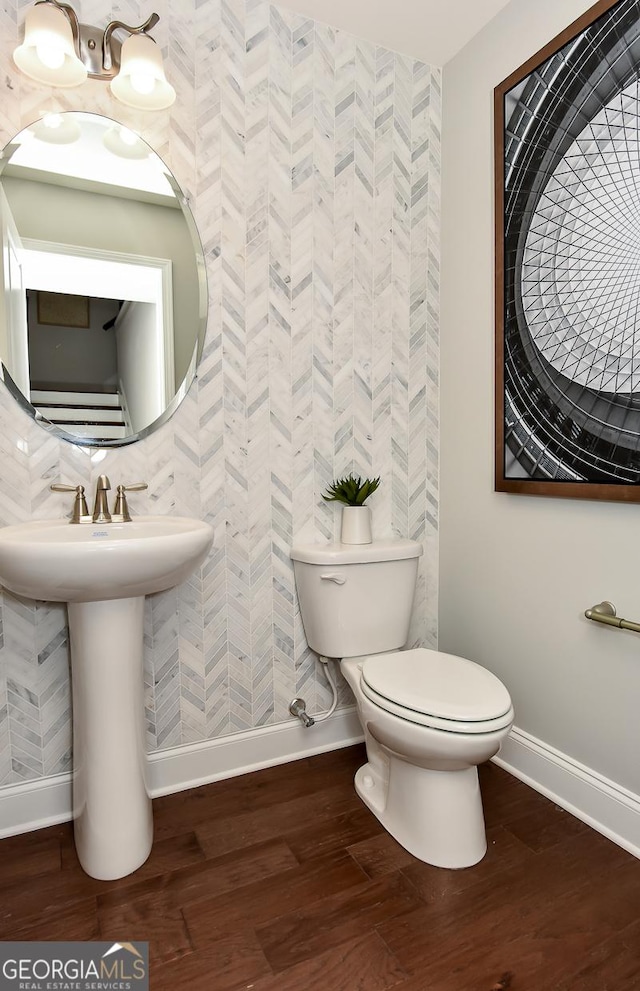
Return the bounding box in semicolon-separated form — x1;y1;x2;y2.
340;505;372;544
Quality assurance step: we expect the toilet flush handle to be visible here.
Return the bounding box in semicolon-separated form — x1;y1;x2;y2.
320;573;346;585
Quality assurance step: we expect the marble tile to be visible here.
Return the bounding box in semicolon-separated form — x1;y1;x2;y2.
0;1;440;785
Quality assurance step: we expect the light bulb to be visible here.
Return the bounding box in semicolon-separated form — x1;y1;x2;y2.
36;41;65;70
32;112;81;144
119;127;138;146
13;3;86;88
111;33;175;110
103;125;150;159
130;72;155;96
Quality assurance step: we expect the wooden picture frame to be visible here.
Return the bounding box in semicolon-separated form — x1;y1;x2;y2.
495;0;640;502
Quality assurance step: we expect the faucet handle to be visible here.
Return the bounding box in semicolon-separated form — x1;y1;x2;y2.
50;483;90;524
112;482;148;522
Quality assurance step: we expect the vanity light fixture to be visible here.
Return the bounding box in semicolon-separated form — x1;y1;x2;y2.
102;124;151;160
31;112;82;144
13;1;176;111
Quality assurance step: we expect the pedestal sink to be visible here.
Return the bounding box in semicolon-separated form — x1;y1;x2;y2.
0;516;213;880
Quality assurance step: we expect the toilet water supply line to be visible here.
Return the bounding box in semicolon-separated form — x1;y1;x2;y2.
289;656;339;727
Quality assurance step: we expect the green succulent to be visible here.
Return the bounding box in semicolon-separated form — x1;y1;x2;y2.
322;473;381;507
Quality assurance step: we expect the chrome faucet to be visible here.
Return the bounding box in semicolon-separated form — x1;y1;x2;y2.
92;475;112;523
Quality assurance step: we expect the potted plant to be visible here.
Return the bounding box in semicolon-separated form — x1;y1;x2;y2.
322;473;380;544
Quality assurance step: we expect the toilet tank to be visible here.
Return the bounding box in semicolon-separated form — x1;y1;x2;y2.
290;539;423;659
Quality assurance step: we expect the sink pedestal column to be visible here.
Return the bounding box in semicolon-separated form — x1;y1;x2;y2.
68;596;152;881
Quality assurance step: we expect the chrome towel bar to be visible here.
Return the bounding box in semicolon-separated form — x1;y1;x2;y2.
584;601;640;634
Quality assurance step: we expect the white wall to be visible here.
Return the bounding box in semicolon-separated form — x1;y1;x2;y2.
274;0;512;64
441;0;640;803
117;301;162;432
27;293;119;389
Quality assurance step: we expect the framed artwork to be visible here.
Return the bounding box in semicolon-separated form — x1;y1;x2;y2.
495;0;640;502
37;291;90;329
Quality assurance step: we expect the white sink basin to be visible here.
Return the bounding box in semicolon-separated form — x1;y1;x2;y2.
0;513;214;881
0;515;214;602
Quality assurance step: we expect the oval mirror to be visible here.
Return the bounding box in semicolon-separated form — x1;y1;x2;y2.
0;111;207;446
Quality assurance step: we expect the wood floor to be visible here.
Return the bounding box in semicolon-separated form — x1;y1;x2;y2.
1;744;640;990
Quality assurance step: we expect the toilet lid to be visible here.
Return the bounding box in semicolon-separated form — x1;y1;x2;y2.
361;648;513;724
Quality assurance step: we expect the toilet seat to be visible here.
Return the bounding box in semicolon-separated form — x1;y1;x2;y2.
360;648;514;734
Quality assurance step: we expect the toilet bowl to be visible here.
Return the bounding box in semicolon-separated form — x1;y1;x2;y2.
342;650;513;867
290;539;514;869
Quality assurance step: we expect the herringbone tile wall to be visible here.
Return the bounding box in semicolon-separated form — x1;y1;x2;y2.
0;0;440;787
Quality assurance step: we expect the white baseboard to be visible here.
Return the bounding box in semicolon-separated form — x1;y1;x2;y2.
0;707;363;838
4;717;637;862
494;725;640;860
0;771;73;839
148;706;363;796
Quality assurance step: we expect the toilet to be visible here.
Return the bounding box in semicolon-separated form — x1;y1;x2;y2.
290;538;514;869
